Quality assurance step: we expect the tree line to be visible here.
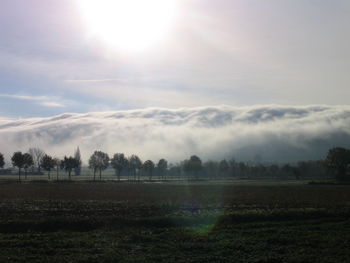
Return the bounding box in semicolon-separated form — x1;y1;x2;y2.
0;147;349;182
0;147;82;181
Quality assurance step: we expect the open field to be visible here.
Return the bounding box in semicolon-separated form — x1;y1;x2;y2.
0;181;350;262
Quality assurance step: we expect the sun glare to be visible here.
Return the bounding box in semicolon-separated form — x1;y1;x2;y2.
77;0;179;52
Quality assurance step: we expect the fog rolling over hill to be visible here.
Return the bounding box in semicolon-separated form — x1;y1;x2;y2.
0;105;350;163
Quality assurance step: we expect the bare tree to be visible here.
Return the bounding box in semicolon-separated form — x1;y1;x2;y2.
129;155;142;181
29;148;45;173
23;153;34;180
89;151;109;181
41;154;55;180
61;156;78;180
111;153;128;181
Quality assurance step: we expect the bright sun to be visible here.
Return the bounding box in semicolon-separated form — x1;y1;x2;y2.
77;0;178;52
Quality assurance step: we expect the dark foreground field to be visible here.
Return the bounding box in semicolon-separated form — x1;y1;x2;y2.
0;181;350;263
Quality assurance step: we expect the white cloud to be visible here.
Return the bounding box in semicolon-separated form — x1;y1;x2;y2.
38;101;65;108
0;105;349;164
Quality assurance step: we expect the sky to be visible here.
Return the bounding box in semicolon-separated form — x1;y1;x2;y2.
0;0;350;163
1;0;350;118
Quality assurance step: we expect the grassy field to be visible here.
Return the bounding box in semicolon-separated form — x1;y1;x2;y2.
0;181;350;262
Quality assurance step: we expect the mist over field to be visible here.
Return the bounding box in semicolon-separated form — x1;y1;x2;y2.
0;105;349;164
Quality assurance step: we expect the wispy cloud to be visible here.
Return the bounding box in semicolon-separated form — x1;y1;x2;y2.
0;94;49;101
38;101;65;108
0;94;67;108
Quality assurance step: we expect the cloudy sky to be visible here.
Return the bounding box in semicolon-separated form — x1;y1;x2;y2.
0;0;349;163
1;0;349;118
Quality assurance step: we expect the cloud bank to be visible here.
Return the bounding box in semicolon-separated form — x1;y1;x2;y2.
0;105;350;164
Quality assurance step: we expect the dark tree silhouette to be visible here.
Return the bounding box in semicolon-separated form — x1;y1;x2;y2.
11;152;25;181
88;154;98;180
228;158;237;177
23;153;34;180
204;160;218;179
326;147;350;181
74;147;82;176
89;151;109;180
184;155;202;180
129;155;142;181
143;160;155;180
282;164;292;176
111;153;128;181
269;164;279;178
61;156;79;180
157;159;167;180
238;162;247;178
168;164;181;179
219;159;229;178
41;154;55;180
0;153;5;168
53;158;61;180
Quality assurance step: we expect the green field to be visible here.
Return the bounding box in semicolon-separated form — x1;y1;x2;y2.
0;181;350;262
